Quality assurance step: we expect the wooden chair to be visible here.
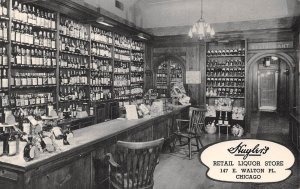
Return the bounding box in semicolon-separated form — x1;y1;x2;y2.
106;138;164;189
174;107;206;159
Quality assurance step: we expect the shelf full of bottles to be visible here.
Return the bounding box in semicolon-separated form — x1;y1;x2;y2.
90;26;113;104
206;41;246;99
0;0;146;123
9;1;58;122
58;14;91;118
156;60;184;98
0;0;9;112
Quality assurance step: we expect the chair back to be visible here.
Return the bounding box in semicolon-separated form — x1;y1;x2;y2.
188;107;206;135
112;138;164;189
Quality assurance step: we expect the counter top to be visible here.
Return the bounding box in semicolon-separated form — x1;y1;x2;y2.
0;105;188;172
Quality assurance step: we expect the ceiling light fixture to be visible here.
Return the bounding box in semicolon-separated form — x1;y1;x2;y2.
96;17;114;27
188;0;215;40
137;33;148;40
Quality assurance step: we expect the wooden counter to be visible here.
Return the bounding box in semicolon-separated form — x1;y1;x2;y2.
0;105;188;189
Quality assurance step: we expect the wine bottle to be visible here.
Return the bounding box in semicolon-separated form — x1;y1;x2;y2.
218;111;223;125
38;132;46;151
7;132;17;156
224;111;229;125
0;128;4;156
23;135;36;161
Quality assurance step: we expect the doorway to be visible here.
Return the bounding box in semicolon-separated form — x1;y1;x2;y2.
246;52;295;134
250;56;290;114
257;57;279;112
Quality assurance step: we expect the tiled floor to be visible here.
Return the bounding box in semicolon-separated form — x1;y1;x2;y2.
153;112;299;189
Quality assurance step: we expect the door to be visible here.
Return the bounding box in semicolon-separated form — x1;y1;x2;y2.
258;69;278;111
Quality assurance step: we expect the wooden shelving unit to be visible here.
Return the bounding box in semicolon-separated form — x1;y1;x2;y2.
0;0;146;126
155;60;184;98
205;40;247;128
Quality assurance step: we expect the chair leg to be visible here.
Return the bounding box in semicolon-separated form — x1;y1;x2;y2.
198;137;204;147
196;138;200;152
188;138;192;160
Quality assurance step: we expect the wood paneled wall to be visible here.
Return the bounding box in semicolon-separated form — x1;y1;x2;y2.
145;29;297;110
146;37;206;108
144;28;298;132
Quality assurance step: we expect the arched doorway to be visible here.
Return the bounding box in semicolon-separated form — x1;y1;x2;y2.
153;54;186;98
246;52;295;132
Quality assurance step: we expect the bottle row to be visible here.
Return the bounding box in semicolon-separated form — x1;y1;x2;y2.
12;0;56;29
206;87;245;98
59;103;90;119
91;27;144;52
207;77;245;87
60;36;89;55
11;92;54;107
206;69;245;77
91;42;112;58
12;46;56;67
131;63;144;73
114;48;131;61
114;75;130;87
12;72;56;86
91;26;113;44
59;16;89;40
12;23;56;48
114;34;131;49
91;59;112;72
207;59;245;67
114;61;130;74
90;87;112;101
114;87;130;99
60;70;88;85
207;48;245;57
131;73;144;83
131;87;143;95
90;72;111;86
59;54;88;69
59;86;88;101
132;52;144;62
207;67;245;72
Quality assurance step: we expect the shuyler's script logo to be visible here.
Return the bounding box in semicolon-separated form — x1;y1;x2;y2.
200;139;295;183
227;142;269;160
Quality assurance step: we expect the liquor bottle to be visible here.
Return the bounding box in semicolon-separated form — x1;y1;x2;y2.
23;135;36;162
21;4;28;23
7;131;17;156
0;128;3;156
224;111;229;125
38;132;46;151
15;23;21;42
63;125;73;145
2;0;7;16
218;111;223;125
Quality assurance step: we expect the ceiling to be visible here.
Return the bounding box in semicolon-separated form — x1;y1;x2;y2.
83;0;300;35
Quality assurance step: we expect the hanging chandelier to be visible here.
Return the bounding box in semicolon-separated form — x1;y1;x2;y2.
188;0;215;40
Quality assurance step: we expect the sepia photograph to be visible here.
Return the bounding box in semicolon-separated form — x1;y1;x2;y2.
0;0;299;188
